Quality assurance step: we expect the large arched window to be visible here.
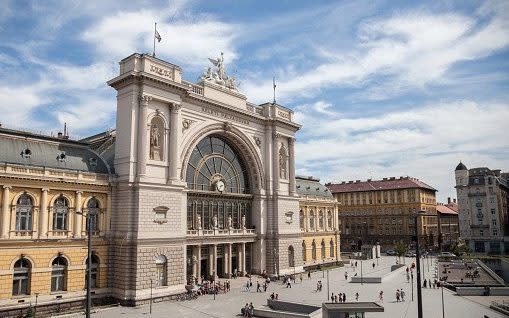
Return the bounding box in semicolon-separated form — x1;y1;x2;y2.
321;240;326;259
327;210;333;229
186;135;252;231
51;256;67;292
302;241;307;262
86;198;100;233
288;246;295;267
311;240;317;260
149;116;165;161
309;210;315;230
319;210;324;229
13;258;31;295
53;196;69;231
299;210;304;230
15;194;33;231
155;255;167;286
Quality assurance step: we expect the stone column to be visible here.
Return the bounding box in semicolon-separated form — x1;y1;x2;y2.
137;95;151;178
288;137;296;195
105;193;112;234
272;131;280;194
227;243;233;277
240;242;246;274
196;245;202;281
40;188;49;238
223;243;229;277
168;103;182;182
1;186;11;238
74;191;82;238
305;207;310;231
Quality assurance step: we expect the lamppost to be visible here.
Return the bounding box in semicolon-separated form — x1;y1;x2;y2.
76;211;93;318
415;210;436;318
360;260;363;285
149;279;153;314
34;293;39;318
441;283;445;318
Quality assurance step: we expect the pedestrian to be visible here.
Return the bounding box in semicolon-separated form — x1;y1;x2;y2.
263;282;267;292
355;292;359;301
308;271;311;279
257;281;261;292
275;293;279;300
270;292;275;300
355;261;358;267
331;293;335;302
344;272;348;280
400;289;405;302
243;303;249;317
342;293;346;302
300;273;303;283
423;279;427;288
406;272;410;282
396;289;400;302
246;280;250;292
433;279;437;289
286;279;292;288
379;290;384;302
249;302;254;318
334;294;338;303
372;262;375;269
338;293;342;302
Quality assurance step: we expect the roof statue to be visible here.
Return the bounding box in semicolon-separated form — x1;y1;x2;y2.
200;52;238;90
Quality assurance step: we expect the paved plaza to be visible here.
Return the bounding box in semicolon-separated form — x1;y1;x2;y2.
63;256;505;318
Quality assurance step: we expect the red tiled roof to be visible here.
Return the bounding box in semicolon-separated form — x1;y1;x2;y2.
326;177;436;193
445;202;458;212
436;204;458;215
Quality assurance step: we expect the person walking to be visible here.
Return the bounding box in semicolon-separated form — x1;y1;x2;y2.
338;293;342;302
300;273;303;283
344;272;348;280
342;293;346;302
263;282;267;292
286;279;292;288
243;303;249;317
396;289;400;302
355;292;359;301
331;293;335;302
372;262;375;269
423;279;427;288
246;280;250;292
257;281;261;292
400;289;405;302
308;271;311;279
379;290;384;302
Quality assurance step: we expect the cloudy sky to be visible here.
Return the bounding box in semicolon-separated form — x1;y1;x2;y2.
1;0;508;201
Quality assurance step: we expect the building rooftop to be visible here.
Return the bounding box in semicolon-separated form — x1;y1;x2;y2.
455;161;467;171
326;176;436;193
437;204;458;215
296;175;333;198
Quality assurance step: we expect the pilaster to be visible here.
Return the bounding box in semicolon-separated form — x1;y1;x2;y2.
1;186;11;238
137;95;151;179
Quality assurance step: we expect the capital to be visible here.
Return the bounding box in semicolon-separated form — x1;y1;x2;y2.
288;137;296;145
140;94;152;105
272;131;280;139
170;103;182;113
76;191;83;195
41;188;50;192
2;185;12;190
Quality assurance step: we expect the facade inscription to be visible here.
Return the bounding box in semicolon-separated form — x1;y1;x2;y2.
201;106;250;125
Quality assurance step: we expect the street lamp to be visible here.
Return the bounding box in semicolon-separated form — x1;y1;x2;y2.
415;210;436;318
34;293;39;318
76;211;93;318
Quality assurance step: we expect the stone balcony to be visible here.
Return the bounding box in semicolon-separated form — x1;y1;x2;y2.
186;228;256;238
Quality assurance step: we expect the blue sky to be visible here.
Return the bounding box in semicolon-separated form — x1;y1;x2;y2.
1;0;508;201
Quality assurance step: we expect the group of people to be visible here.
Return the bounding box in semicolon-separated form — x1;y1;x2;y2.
242;302;254;317
423;278;441;288
246;278;269;292
395;289;406;302
316;280;323;292
330;292;348;302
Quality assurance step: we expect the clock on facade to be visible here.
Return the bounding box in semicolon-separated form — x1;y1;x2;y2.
216;180;225;192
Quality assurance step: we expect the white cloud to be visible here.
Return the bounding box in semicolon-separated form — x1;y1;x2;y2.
295;100;509;202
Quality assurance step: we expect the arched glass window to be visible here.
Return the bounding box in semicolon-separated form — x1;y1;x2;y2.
186;135;249;194
309;210;315;230
53;196;68;231
327;210;333;229
311;241;317;260
51;256;67;292
85;254;100;288
149;116;165;161
288;246;295;267
321;240;326;259
302;241;307;262
86;198;100;233
155;255;167;286
279;146;288;179
330;239;335;258
319;211;324;229
13;258;31;295
299;210;304;230
16;194;33;231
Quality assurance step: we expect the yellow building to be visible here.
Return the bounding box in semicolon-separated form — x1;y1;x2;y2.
0;128;112;309
326;177;437;251
296;176;340;269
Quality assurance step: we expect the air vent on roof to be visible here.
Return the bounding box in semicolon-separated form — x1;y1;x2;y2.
20;148;32;159
383;178;387;181
348;181;353;183
390;177;395;180
57;152;66;162
355;180;361;183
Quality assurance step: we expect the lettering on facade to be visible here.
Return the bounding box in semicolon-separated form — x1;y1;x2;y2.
149;64;173;79
277;110;290;120
201;107;250;125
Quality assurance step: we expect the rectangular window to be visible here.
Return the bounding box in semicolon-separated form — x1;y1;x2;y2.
479;230;484;237
491;208;495;214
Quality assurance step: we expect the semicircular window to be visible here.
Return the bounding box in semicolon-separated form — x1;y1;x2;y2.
186;135;249;194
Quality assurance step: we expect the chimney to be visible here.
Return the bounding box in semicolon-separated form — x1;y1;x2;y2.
382;177;387;181
367;179;372;182
390;177;395;180
348;181;353;184
447;197;451;204
355;180;361;183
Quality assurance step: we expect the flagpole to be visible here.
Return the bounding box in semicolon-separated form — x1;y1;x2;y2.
153;22;157;57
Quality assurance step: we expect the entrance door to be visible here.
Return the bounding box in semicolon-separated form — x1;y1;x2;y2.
200;259;207;279
217;258;224;277
231;256;238;274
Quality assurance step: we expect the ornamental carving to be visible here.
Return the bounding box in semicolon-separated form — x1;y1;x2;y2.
200;52;238;90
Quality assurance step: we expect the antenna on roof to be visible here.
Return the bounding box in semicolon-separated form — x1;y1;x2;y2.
272;76;277;104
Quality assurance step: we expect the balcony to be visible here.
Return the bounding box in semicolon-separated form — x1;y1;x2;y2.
187;228;256;237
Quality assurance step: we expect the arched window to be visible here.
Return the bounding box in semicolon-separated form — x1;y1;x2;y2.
330;239;335;258
53;196;69;231
321;240;326;259
309;210;315;230
15;194;33;231
155;255;167;286
299;210;304;230
51;256;67;292
86;198;100;233
288;246;295;267
85;254;100;288
319;210;324;229
279;145;288;179
13;258;31;295
311;240;317;260
327;210;333;229
302;241;307;262
149;116;165;161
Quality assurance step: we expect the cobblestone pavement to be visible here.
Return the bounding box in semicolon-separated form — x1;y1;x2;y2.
62;256;506;318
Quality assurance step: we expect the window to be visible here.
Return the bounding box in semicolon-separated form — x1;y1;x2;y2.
309;211;315;230
299;210;304;230
302;241;307;262
53;196;69;231
330;239;335;258
492;219;497;226
86;198;100;233
51;256;67;292
327;211;333;229
479;230;484;237
491;208;496;215
288;246;295;267
311;241;317;260
319;211;324;229
15;194;33;231
321;240;326;259
493;229;498;236
12;258;31;296
155;255;167;286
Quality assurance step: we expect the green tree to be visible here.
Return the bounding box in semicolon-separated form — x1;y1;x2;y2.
395;243;408;264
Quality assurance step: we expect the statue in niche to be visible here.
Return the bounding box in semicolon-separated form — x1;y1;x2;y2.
279;146;287;179
195;214;202;230
212;215;218;229
241;214;246;229
227;215;233;229
150;123;162;160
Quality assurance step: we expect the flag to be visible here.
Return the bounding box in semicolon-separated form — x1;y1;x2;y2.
155;29;162;42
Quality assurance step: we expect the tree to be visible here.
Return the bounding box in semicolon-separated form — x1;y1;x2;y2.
395;243;408;264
